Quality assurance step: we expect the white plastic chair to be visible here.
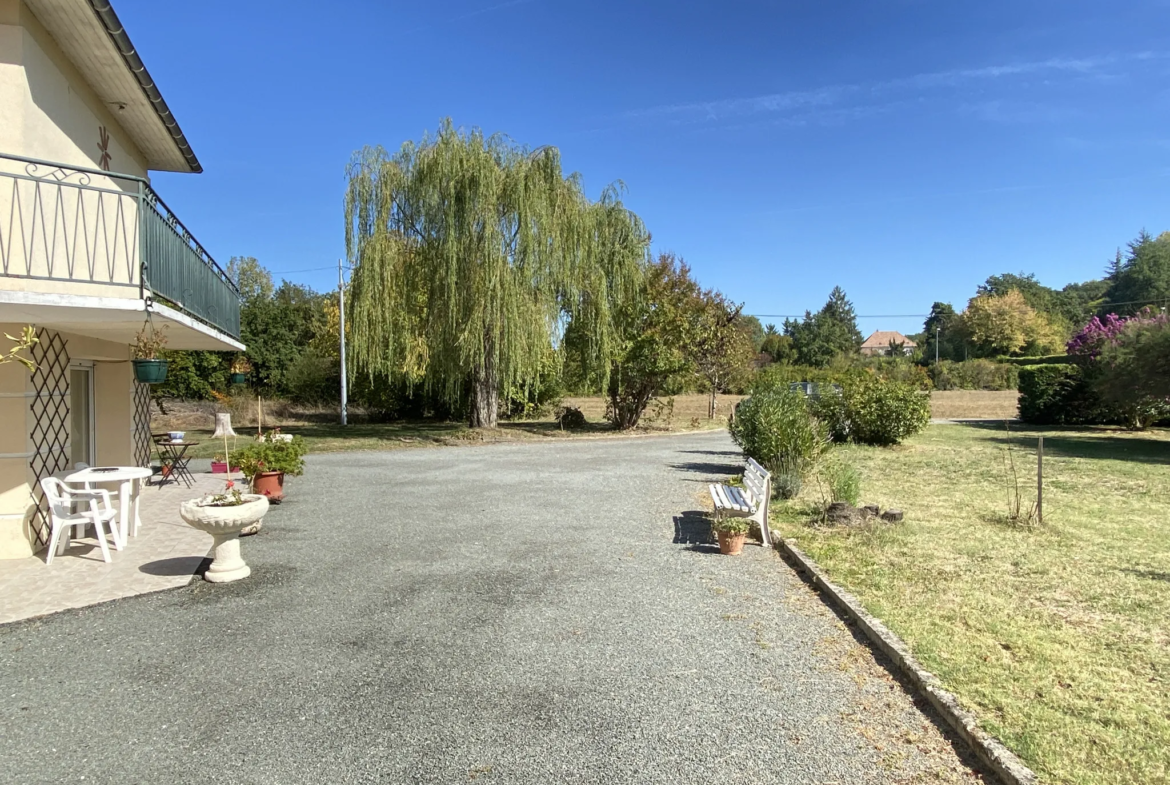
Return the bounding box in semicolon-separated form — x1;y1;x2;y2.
39;477;120;564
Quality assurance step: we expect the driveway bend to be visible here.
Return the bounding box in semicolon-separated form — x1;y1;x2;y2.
0;432;983;784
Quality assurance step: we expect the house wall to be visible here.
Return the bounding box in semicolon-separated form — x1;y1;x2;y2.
0;0;148;299
0;324;140;559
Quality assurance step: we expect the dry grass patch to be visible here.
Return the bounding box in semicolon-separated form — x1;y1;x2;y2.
771;423;1170;785
930;390;1019;420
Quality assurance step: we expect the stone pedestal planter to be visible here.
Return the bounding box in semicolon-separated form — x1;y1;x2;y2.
179;495;269;583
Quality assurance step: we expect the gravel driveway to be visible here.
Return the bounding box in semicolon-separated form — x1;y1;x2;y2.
0;432;983;784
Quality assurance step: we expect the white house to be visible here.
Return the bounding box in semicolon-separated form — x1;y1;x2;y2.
0;0;241;558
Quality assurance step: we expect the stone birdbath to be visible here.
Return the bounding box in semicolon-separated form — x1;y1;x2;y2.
180;492;269;583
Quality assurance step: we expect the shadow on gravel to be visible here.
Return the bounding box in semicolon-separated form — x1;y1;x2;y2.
673;510;718;553
139;556;211;577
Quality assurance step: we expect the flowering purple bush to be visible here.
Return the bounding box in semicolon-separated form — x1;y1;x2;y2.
1067;309;1168;357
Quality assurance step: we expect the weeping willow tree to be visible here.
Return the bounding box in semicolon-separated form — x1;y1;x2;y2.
345;120;648;427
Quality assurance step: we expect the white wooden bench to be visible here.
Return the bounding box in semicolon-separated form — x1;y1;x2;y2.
709;457;773;547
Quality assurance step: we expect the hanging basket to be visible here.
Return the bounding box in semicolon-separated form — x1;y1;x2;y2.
229;373;247;385
132;359;168;384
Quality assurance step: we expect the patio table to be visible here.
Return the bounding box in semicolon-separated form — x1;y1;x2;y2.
154;439;199;488
63;466;153;548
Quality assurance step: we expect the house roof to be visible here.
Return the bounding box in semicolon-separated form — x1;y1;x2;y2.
25;0;201;173
861;330;917;349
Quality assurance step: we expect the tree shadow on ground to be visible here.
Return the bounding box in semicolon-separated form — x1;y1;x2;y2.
1121;567;1170;582
669;461;743;477
673;510;717;553
959;422;1170;465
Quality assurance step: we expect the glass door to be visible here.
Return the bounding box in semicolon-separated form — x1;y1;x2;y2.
69;365;94;467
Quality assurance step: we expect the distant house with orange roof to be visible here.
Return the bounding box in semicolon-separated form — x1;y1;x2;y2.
860;330;916;356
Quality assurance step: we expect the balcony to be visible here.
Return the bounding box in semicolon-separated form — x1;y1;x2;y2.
0;152;241;347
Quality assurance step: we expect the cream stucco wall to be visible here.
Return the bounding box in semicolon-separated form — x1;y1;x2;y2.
0;0;148;297
0;325;139;559
0;0;147;176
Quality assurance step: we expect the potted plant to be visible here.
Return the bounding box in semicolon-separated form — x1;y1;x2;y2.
210;453;241;475
235;435;306;504
229;355;251;386
131;324;169;384
179;481;269;582
712;517;750;556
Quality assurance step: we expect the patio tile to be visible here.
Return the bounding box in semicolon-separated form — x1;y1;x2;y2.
0;473;230;625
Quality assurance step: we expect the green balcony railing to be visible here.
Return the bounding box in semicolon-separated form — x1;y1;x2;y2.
141;188;240;338
0;152;241;339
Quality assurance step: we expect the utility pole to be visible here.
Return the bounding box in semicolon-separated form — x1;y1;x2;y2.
338;258;348;426
935;327;940;364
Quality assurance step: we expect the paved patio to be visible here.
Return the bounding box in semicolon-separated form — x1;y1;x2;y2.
0;434;984;783
0;472;225;624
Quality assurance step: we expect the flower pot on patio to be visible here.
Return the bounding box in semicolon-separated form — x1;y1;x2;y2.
251;471;285;503
179;492;269;583
210;461;241;474
132;359;168;384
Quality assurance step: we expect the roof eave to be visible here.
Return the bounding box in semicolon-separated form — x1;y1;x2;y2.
86;1;201;173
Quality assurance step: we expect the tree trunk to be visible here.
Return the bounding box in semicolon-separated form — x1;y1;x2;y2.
469;361;499;429
708;387;718;420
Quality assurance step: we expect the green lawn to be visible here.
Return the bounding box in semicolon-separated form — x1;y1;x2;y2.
175;417;726;460
771;423;1170;785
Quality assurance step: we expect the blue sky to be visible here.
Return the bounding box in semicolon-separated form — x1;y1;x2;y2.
124;0;1170;336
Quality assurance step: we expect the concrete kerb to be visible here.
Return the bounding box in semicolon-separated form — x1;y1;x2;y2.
774;536;1038;785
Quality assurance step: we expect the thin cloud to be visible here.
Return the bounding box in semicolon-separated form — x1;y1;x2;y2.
627;53;1164;124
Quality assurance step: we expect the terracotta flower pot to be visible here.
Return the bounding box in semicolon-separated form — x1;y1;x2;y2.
717;530;747;556
251;470;285;503
210;462;241;474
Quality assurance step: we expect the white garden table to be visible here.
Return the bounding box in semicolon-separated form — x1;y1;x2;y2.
63;466;153;547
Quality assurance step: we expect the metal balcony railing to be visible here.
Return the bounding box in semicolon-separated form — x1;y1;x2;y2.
0;152;241;339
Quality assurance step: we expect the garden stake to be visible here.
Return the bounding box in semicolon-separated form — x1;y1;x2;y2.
1037;436;1044;525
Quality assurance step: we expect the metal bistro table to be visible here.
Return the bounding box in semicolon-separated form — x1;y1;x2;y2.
154;438;199;488
62;465;153;548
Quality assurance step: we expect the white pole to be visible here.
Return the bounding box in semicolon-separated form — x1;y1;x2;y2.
339;258;348;427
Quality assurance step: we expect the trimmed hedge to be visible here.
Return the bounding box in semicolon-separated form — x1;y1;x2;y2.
997;354;1082;367
1017;364;1117;425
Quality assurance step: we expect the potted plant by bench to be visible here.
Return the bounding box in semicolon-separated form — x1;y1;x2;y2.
131;324;168;384
712;516;750;556
235;435;306;504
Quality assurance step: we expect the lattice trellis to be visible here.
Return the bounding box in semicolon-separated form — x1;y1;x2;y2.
28;329;70;549
132;380;152;468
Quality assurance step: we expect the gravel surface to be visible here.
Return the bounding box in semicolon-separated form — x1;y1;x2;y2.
0;432;985;784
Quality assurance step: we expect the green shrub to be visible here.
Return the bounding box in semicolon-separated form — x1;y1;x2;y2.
809;388;850;442
840;376;931;446
824;458;861;505
554;406;588;429
730;387;829;496
234;435;308;480
285;352;339;404
929;360;1019;391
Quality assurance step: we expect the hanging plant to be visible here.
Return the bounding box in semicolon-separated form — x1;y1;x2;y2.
131;323;169;384
229;354;252;386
